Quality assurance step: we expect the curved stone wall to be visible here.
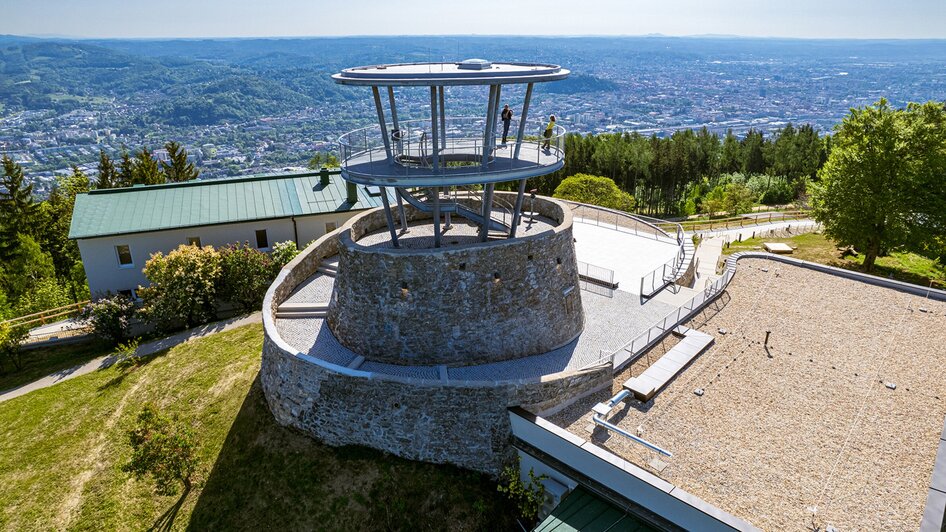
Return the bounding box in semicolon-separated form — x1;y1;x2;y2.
260;224;610;475
328;194;585;366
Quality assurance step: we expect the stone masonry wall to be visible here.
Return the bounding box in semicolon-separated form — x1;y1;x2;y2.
328;195;585;366
260;334;611;475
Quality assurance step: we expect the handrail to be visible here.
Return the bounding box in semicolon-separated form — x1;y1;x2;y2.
558;199;678;243
1;300;89;328
337;116;566;182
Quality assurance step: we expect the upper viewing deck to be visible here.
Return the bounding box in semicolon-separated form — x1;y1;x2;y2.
332;59;570;86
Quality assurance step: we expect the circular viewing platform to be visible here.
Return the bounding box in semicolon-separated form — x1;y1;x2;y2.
332;60;569;86
339;117;565;186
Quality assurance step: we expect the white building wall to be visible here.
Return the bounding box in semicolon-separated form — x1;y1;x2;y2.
77;211;361;297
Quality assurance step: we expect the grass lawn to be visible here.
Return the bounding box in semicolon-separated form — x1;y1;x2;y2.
721;232;946;289
0;324;517;531
0;340;113;393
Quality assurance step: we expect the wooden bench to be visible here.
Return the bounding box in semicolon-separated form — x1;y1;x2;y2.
623;326;715;401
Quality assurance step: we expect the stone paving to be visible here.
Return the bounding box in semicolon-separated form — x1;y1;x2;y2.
275;281;675;380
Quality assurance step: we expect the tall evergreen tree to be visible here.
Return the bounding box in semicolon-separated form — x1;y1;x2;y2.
96;149;118;189
742;129;766;174
118;149;134;188
131;148;165;186
161;141;199;183
40;166;90;297
720;130;743;175
0;156;39;241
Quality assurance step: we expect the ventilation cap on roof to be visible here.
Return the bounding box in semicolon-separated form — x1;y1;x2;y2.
457;58;492;70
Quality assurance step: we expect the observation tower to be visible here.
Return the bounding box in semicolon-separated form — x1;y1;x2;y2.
332;59;569;247
260;60;609;476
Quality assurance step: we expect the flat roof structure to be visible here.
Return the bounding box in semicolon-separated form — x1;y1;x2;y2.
332;60;569;86
552;258;946;530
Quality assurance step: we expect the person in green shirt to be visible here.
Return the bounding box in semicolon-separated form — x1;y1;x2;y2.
542;115;556;150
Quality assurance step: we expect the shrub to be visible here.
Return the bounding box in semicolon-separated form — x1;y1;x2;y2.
139;245;221;331
79;294;136;344
271;240;300;269
553;173;635;212
497;460;548;523
123;403;198;496
0;322;27;373
217;242;276;310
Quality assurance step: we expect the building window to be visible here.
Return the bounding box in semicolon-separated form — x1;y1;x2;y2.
255;229;269;249
116;245;133;268
325;221;337;233
186;236;201;247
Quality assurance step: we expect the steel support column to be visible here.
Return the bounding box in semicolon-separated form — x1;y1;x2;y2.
372;86;392;163
508;178;528;238
489;84;502;151
432;187;442;248
430;87;440;171
438;86;446;150
479;183;495;242
387;87;401;158
513;83;534;160
482;85;497;167
380;187;399;247
395;190;408;232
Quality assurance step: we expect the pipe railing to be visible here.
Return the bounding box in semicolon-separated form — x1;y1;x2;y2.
337;117;566;181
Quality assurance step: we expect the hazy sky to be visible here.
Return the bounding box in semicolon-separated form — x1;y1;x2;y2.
2;0;944;39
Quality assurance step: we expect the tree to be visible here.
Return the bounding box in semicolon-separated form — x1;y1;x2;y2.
14;277;72;317
812;99;946;271
723;183;755;216
39;166;89;299
161;141;199;183
0;156;40;248
307;152;339;170
96;150;118;189
123;404;198;496
1;233;57;304
138;244;221;330
742;129;766;175
131;148;165;186
720;129;743;174
118;149;135;188
553;174;635;212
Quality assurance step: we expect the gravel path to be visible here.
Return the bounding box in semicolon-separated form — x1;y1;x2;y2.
0;312;262;403
553;258;946;530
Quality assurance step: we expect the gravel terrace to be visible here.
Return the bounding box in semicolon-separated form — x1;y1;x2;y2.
551;258;946;531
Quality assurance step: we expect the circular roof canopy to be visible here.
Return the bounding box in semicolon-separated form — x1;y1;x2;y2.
332;60;570;87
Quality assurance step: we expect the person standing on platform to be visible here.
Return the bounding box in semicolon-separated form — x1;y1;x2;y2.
542;115;556;150
501;104;513;144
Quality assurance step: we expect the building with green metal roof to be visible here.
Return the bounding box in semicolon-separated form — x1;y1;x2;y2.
70;170;383;297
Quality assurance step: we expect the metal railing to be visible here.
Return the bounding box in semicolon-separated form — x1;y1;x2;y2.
559;200;690;299
582;267;735;373
337;117;566;182
561;200;677;243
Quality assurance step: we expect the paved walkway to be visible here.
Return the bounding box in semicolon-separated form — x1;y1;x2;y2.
0;312;262;403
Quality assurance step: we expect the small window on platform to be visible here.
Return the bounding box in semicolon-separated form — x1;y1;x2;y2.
255;229;269;249
186;236;201;247
116;245;133;268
